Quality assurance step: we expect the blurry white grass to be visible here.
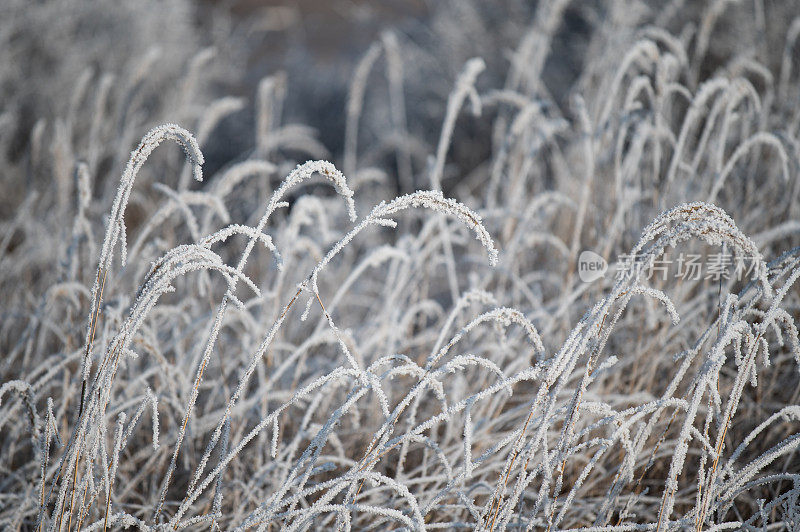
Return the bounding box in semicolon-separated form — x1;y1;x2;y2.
2;3;800;531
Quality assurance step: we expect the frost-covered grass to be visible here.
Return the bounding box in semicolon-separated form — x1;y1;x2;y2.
2;1;800;530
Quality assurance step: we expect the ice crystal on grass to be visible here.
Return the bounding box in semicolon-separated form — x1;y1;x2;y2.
3;2;800;531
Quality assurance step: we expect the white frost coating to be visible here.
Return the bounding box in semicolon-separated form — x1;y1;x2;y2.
372;190;498;266
82;124;204;382
7;9;800;532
